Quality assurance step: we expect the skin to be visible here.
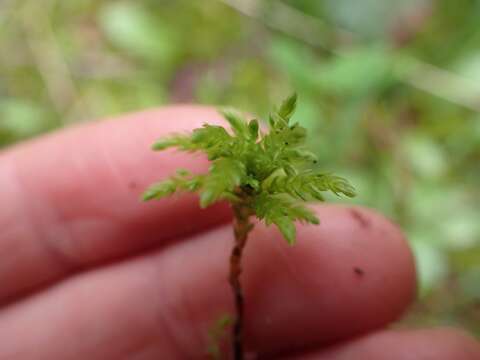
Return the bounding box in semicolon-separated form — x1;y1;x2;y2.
0;106;478;360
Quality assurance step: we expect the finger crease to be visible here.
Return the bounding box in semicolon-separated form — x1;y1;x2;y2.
12;160;81;275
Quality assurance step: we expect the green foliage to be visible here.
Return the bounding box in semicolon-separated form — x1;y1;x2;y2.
277;93;298;121
266;171;357;201
98;1;178;64
144;95;355;244
253;193;319;244
199;158;246;208
206;314;233;360
143;169;204;201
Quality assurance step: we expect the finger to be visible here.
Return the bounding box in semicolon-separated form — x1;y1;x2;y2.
280;328;480;360
0;106;231;302
0;205;416;359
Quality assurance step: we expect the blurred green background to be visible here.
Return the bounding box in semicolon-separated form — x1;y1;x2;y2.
1;0;479;335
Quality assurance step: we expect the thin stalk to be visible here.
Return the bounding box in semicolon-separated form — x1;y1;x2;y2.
229;203;253;360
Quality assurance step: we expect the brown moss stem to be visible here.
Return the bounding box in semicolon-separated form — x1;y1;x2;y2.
229;203;253;360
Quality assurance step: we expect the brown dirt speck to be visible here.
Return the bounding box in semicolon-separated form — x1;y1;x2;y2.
349;208;371;228
354;267;365;277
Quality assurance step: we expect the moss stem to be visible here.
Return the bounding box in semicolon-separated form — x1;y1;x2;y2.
229;203;253;360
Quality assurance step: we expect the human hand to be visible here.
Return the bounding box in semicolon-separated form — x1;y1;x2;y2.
0;107;478;359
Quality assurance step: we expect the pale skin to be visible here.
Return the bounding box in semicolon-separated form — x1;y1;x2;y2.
0;106;478;359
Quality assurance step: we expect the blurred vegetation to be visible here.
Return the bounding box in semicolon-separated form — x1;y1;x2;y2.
1;0;479;335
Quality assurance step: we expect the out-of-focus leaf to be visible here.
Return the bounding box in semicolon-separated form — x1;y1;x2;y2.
323;0;429;39
292;95;322;133
454;52;480;83
410;236;449;296
442;214;480;250
268;37;319;89
459;267;480;299
0;98;48;139
81;80;166;118
316;47;394;97
451;247;480;273
402;134;447;178
98;2;177;63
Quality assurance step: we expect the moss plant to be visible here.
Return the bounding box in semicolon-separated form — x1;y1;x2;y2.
143;94;356;359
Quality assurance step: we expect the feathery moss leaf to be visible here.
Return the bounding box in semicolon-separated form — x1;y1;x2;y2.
266;171;356;201
219;108;249;139
277;92;297;122
142;173;205;201
200;158;246;208
253;193;319;244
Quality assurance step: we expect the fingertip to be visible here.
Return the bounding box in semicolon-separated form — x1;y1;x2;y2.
322;204;418;302
242;204;417;353
286;328;480;360
348;204;417;284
